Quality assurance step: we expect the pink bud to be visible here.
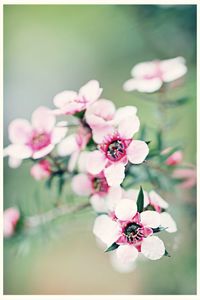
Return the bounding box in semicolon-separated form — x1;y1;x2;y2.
165;151;183;166
3;207;20;237
30;159;51;180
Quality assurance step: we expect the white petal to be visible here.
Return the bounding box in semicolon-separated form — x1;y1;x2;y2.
140;211;161;228
4;144;32;159
31;106;55;132
93;215;120;247
149;190;169;209
8;119;32;144
57;134;78;156
77;151;90;172
8;157;22;168
160;212;177;233
79;80;102;103
110;251;136;273
68;151;79;172
90;195;107;213
51;127;68;144
123;78;162;93
141;236;165;260
104;163;125;187
71;174;92;196
131;61;158;78
116;244;138;264
113;106;137;125
53;91;77;108
92;126;115;144
32;144;54;159
161;57;187;82
86;150;106;175
118;115;140;139
127;140;149;164
115;198;137;221
106;186;123;211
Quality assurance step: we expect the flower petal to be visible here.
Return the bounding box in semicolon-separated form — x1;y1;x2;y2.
31;106;55;132
113;106;137;125
127;140;149;164
57;134;78;156
118;115;140;139
115;198;137;221
123;188;149;207
123;78;162;93
79;80;102;103
51;127;68;144
90;194;107;213
106;186;123;211
141;236;165;260
8;157;22;168
116;244;138;264
71;174;92;196
140;211;161;228
149;190;169;209
104;163;125;187
53;91;77;108
110;251;136;273
160;212;177;233
32;144;54;159
4;144;32;159
92;126;115;144
161;57;187;82
93;214;120;246
8;119;32;144
86;150;106;175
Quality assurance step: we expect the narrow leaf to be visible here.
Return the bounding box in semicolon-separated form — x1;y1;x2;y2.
164;249;171;257
136;186;144;213
105;242;119;252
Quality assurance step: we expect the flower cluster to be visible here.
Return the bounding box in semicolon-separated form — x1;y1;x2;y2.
3;58;195;272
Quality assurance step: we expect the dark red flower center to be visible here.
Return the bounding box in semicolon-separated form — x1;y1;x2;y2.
92;177;109;195
124;222;143;243
29;132;51;151
106;139;126;162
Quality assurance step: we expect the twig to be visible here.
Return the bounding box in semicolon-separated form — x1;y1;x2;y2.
25;201;91;229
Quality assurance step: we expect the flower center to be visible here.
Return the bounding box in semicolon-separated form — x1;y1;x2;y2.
124;222;143;243
92;177;109;195
30;132;51;151
106;139;126;162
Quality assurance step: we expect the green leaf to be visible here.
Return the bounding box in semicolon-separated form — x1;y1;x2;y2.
157;130;163;151
145;140;151;145
58;175;65;196
152;226;167;233
105;242;119;252
136;186;144;213
45;175;54;189
163;97;189;108
164;249;171;257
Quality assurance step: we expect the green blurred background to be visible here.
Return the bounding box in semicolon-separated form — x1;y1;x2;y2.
3;5;196;295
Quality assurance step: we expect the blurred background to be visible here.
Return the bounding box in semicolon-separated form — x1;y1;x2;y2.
3;5;196;295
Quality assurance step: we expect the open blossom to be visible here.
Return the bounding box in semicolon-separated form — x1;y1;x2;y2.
93;199;166;263
123;57;187;93
53;80;102;115
4;106;67;165
72;170;122;213
172;165;196;189
85;108;149;187
30;159;51;181
57;124;91;172
4;207;20;237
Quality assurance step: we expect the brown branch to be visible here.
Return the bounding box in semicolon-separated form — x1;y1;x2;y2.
25;201;91;229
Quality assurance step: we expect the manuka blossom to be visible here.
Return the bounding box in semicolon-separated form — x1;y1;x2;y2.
85;108;149;187
162;148;183;166
72;170;122;213
93;199;166;263
30;159;51;181
123;57;187;93
53;80;102;115
4;106;67;164
3;207;20;238
57;124;91;171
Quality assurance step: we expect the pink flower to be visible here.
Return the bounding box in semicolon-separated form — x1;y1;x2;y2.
93;199;166;263
3;207;20;238
162;148;183;166
172;165;196;189
4;106;67;164
57;124;91;172
72;171;122;213
30;159;51;181
86;111;149;187
53;80;102;115
123;57;187;93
